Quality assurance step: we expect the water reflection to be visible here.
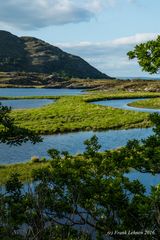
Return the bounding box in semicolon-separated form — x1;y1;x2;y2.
92;98;160;113
0;128;153;164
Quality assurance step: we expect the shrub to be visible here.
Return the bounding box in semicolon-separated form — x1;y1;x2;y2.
31;156;40;163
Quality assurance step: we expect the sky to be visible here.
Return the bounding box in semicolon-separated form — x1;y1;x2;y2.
0;0;160;78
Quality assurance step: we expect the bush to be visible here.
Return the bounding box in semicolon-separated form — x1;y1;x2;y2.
31;156;40;163
40;157;47;162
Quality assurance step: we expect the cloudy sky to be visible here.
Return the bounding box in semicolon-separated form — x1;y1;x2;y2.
0;0;160;78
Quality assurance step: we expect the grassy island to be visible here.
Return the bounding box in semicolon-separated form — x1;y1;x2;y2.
1;91;160;135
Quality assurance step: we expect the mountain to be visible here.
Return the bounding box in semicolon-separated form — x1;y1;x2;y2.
0;30;111;79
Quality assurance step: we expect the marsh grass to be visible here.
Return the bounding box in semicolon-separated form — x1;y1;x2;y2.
10;99;149;133
0;161;50;185
2;91;160;134
128;97;160;109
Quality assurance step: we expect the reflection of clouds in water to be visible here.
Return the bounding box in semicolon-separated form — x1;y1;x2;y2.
0;128;153;164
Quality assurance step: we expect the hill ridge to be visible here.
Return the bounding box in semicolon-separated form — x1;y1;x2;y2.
0;30;111;79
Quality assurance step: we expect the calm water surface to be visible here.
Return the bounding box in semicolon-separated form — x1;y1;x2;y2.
0;88;83;97
0;99;54;109
0;87;83;108
0;127;153;164
125;171;160;193
92;98;160;113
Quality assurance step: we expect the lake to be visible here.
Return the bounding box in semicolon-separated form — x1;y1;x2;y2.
0;98;55;109
0;88;83;97
0;127;153;164
92;98;160;113
125;171;159;193
0;87;83;108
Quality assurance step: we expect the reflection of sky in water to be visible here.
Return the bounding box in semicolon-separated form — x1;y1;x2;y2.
125;171;160;194
0;88;83;97
0;99;54;109
92;98;160;113
0;127;153;164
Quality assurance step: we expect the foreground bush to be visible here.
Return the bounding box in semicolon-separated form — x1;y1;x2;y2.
0;114;160;239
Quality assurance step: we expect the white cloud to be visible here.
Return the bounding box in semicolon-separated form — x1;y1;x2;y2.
111;33;158;45
58;33;157;48
0;0;102;30
0;0;143;30
57;33;159;77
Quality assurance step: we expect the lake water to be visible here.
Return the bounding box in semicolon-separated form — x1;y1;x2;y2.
125;171;159;193
0;127;153;164
92;98;160;113
0;99;54;109
0;126;158;193
0;87;83;109
0;88;83;97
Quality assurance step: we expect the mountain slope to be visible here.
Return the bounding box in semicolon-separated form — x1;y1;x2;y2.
0;30;111;79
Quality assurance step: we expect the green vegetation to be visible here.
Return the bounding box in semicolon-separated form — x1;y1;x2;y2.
1;114;160;239
0;161;49;185
128;35;160;74
0;95;58;100
0;103;42;145
1;31;160;240
2;92;160;134
129;97;160;109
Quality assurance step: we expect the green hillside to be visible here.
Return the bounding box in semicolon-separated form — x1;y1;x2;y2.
0;30;111;79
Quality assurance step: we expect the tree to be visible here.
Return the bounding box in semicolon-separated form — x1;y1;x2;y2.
1;114;160;239
0;103;42;145
127;35;160;74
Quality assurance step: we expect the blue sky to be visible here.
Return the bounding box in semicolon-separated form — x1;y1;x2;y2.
0;0;160;77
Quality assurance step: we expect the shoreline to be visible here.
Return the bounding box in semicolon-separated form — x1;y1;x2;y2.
1;92;160;134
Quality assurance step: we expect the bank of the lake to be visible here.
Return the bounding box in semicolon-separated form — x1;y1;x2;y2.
1;72;160;92
0;98;55;109
0;161;49;185
0;87;83;97
0;153;159;189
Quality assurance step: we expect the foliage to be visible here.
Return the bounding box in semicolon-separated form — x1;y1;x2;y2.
31;156;40;163
127;35;160;74
0;103;42;145
0;161;50;185
1;113;160;239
